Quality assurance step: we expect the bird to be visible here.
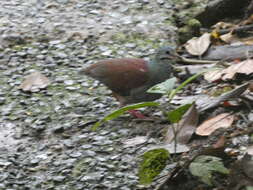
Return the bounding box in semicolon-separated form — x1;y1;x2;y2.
80;46;178;118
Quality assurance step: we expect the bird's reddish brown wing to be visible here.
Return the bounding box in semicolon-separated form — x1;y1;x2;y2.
85;58;149;96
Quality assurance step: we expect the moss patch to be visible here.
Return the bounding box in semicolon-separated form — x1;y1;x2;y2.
138;148;169;185
210;86;233;97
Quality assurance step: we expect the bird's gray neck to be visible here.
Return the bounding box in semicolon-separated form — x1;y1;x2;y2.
147;59;172;84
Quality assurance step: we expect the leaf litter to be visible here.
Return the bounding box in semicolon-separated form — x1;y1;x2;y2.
18;71;50;92
204;59;253;82
196;113;235;136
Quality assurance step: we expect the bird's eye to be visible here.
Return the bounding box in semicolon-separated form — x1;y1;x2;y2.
165;51;170;54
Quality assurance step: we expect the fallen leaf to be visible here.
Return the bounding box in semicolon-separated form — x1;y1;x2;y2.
212;22;235;30
241;14;253;25
204;60;253;82
196;113;234;136
189;155;229;186
220;31;237;43
185;33;211;56
222;59;253;80
199;83;249;112
165;103;199;144
18;71;50;92
171;94;211;107
203;67;224;82
212;136;226;149
122;136;147;148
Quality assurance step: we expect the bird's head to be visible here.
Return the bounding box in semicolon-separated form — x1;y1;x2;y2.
155;46;180;62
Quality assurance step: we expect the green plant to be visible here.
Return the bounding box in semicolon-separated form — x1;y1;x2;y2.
92;71;204;130
91;102;159;130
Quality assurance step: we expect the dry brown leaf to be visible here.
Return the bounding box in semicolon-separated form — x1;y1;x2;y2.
199;83;249;112
18;71;50;92
212;136;226;149
204;59;253;82
204;68;224;82
177;104;199;144
165;104;199;144
212;22;235;30
220;32;238;44
196;113;234;136
222;59;253;80
241;14;253;25
185;33;211;56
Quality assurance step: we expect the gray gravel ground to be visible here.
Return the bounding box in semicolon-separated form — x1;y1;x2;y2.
0;0;177;189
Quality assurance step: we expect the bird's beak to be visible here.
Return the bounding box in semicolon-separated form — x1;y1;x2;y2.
166;51;181;62
170;51;181;60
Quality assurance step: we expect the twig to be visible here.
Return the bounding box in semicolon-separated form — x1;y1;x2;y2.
178;56;219;65
219;24;253;35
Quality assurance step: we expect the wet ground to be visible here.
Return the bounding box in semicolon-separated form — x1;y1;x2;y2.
0;0;178;189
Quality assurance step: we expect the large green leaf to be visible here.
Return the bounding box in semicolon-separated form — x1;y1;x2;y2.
147;77;177;94
189;155;229;186
92;102;159;130
167;103;192;123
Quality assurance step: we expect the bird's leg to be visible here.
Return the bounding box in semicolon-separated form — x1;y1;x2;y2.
127;109;147;119
112;92;127;106
113;92;148;119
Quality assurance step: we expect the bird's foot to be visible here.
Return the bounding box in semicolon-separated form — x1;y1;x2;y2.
128;110;147;119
